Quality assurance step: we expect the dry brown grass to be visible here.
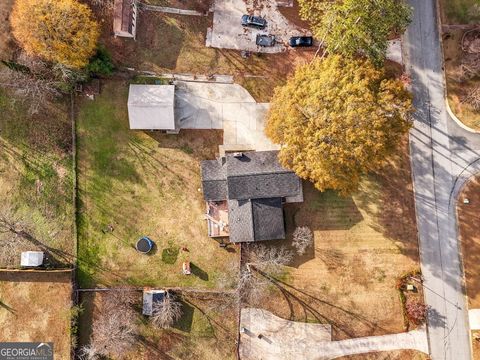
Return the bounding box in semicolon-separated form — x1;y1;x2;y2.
78;290;237;360
248;137;420;340
473;330;480;360
457;177;480;308
0;271;73;360
0;0;15;60
442;173;480;358
442;26;480;130
87;1;313;102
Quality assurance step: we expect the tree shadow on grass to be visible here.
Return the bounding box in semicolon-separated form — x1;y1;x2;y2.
190;262;209;281
251;269;394;339
354;138;420;262
173;300;195;332
0;300;16;315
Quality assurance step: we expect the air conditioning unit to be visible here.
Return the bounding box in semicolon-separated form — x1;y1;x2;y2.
233;152;243;158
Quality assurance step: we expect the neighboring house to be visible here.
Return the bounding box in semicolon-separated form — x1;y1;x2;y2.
201;151;303;243
113;0;137;39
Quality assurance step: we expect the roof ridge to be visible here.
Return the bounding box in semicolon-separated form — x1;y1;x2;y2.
226;170;292;178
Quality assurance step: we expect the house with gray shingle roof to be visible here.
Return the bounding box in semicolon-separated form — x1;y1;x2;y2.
201;151;303;243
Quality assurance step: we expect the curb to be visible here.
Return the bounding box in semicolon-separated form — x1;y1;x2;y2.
436;0;480;134
445;96;480;134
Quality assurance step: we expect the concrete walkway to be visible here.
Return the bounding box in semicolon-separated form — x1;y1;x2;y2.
139;3;204;16
240;308;428;360
404;0;480;358
469;309;480;330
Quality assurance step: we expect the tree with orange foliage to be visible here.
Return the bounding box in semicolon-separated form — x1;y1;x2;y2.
265;55;413;195
10;0;99;69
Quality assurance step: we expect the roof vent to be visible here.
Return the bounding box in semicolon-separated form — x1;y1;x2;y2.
233;152;243;158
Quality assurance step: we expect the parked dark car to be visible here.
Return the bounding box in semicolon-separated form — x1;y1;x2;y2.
256;34;276;47
289;36;314;47
241;15;267;29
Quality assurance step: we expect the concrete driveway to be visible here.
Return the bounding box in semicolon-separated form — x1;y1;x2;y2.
240;308;428;360
174;81;279;151
206;0;310;53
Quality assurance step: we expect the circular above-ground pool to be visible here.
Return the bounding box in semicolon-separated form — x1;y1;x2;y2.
136;237;154;254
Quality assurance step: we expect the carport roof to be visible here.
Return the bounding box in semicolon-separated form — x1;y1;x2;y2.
127;85;175;130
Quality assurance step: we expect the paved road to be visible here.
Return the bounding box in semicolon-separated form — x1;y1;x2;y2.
405;0;480;359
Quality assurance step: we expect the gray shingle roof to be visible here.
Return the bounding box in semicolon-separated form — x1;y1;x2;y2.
225;151;287;177
227;172;301;200
228;198;285;243
200;151;303;242
228;200;255;243
251;198;285;241
201;159;227;201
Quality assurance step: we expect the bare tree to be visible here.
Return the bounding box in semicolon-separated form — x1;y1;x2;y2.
460;54;480;81
292;226;314;255
246;244;293;276
237;244;293;305
238;267;270;304
150;293;183;329
0;67;61;115
81;291;139;360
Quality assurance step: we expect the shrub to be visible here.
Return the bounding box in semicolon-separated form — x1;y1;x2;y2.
405;300;428;325
86;46;115;76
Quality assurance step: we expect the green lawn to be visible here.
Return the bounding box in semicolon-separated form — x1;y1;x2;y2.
76;81;238;288
441;0;480;23
0;89;74;267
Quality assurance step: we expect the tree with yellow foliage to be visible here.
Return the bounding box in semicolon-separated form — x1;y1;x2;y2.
11;0;99;69
265;55;413;195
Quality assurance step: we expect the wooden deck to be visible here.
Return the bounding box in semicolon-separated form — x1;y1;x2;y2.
206;201;229;238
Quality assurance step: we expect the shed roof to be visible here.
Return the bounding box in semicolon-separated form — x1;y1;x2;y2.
128;85;176;130
20;251;44;267
142;290;166;316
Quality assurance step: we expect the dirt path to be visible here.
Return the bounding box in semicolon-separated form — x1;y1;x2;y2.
240;308;428;360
